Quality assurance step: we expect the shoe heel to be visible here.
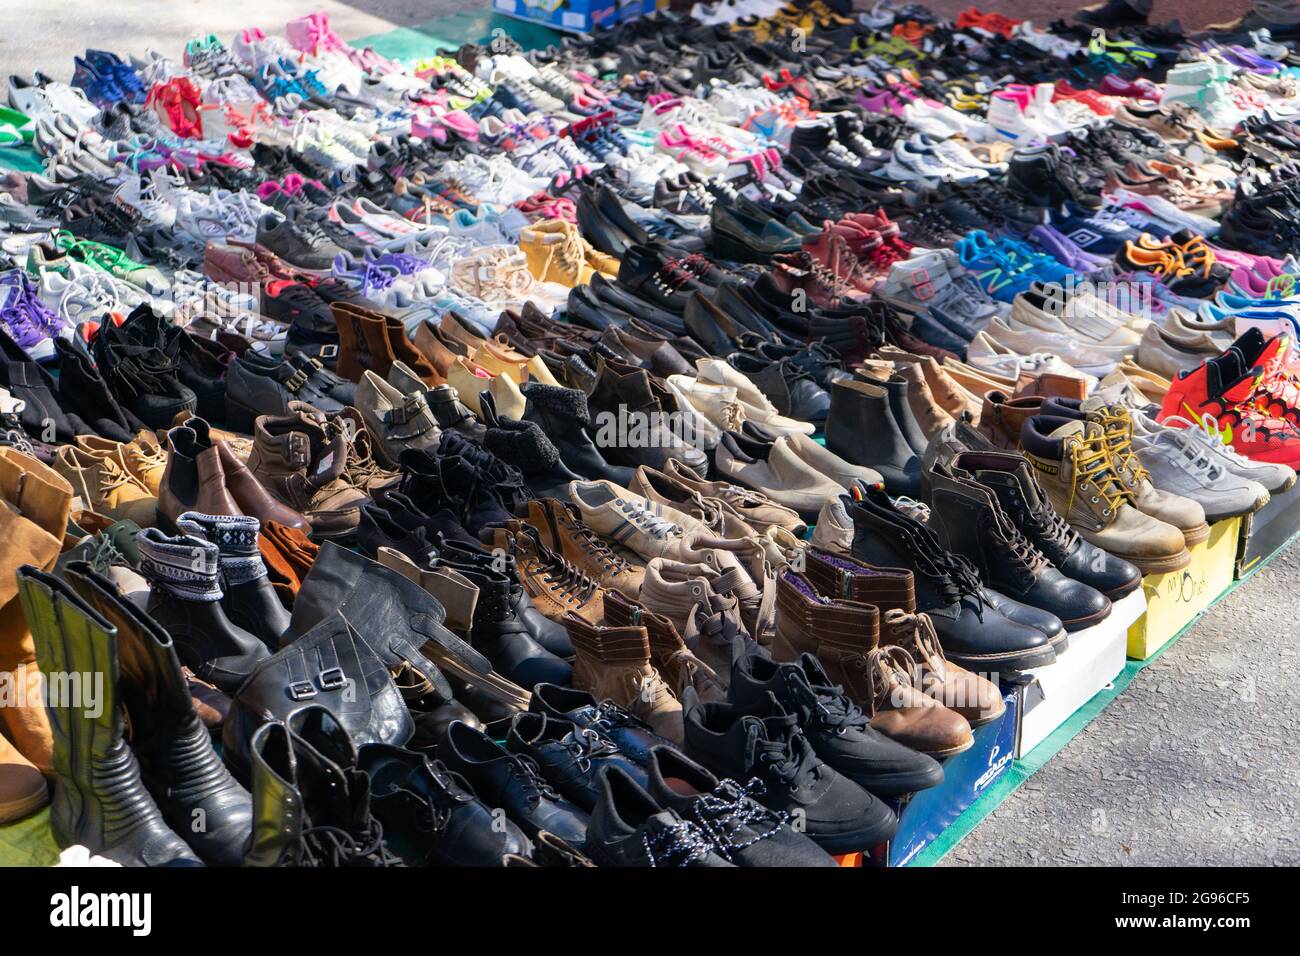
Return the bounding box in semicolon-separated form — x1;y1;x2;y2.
223;401;259;435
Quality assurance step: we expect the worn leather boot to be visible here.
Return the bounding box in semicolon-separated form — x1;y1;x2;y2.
801;545;916;613
728;644;946;797
354;370;441;467
824;378;921;495
1021;415;1191;574
925;458;1112;632
189;418;312;533
848;485;1060;670
156;423;241;531
772;567;880;664
0;448;72;775
137;527;271;693
975;392;1042;450
483;524;609;626
247;405;369;540
519;497;645;597
1045;397;1210;547
879;609;1005;728
16;566;201;866
563;612;683;743
892;362;955;439
604;589;728;704
881;373;930;457
858;641;974;757
64;563;253;865
954;450;1143;601
176;512;291;650
0;733;46;824
245;706;400;866
332;303;398;383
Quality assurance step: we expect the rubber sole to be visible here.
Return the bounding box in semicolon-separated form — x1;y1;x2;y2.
948;642;1058;672
925;737;976;759
1124;547;1192;576
0;785;49;824
1179;522;1211;548
1060;598;1114;633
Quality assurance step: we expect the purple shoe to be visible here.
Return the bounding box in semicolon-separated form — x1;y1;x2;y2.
1030;224;1109;272
856;86;905;117
0;272;59;361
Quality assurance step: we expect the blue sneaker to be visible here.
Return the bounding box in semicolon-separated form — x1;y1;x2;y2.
85;50;146;103
955;232;1040;303
1048;202;1140;255
71;56;124;109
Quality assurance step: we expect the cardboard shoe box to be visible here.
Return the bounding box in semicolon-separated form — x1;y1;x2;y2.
1127;516;1240;660
1236;481;1300;579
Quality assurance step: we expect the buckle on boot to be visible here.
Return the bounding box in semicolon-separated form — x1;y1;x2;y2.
285;369;309;392
288;680;317;700
318;344;338;360
317;667;346;690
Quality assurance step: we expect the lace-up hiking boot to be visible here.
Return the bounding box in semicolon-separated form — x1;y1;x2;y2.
925;457;1112;632
519;497;645;597
1020;415;1190;574
847;484;1060;670
737;612;945;797
528;683;676;767
1044;397;1209;546
586;766;734;867
879;608;1005;727
562;613;683;744
948;448;1142;601
681;689;897;853
484;524;608;627
641;747;835;866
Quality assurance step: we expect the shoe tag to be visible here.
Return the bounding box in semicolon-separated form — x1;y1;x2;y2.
315;450;335;476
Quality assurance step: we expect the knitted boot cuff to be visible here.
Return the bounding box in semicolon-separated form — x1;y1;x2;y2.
178;511;268;587
136;527;222;602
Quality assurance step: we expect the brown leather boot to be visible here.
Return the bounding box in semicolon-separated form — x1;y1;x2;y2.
382;314;440;385
862;644;974;757
189;418;311;533
157;422;241;529
519;498;645;597
483;524;608;625
772;568;879;664
604;590;727;703
332;303;397;383
562;612;683;743
801;547;916;614
0;448;72;775
976;392;1042;450
892;364;955;439
412;319;469;379
246;406;369;540
880;609;1005;727
1015;371;1089;401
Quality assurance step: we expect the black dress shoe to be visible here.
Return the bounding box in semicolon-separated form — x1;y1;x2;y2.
358;743;533;866
440;721;589;846
728;352;831;426
529;684;676;766
505;712;648;812
589;273;687;335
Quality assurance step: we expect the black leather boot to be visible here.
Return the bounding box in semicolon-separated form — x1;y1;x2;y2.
358;743;534;865
136;527;270;693
15;566;202;866
442;561;572;688
882;373;930;458
399;447;514;536
176;512;291;650
244;706;401;866
64;563;253;866
825;378;921;495
848;486;1060;670
436;537;573;657
924;459;1112;632
958;449;1143;601
520;381;636;485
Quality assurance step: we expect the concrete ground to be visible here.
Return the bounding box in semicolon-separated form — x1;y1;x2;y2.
4;0;1291;866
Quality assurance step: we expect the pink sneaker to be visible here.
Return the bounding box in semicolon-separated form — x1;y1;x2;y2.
286;11;351;57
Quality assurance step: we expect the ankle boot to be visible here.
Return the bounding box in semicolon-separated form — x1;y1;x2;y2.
882;374;930;457
0;448;72;775
893;361;955;439
54;337;145;443
245;706;400;866
848;485;1060;671
924;459;1112;632
802;545;917;613
482;402;582;500
64;563;254;865
189;418;312;533
177;512;291;650
585;357;709;474
975;391;1041;450
772;568;880;665
603;590;727;703
448;561;571;688
562;612;683;743
520;382;635;485
332;303;397;383
15;567;201;866
824;378;921;495
137;527;271;693
399;450;512;535
956;449;1143;601
156;423;241;531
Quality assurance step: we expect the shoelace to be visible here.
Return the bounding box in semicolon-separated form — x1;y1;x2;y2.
617;499;684;540
684;777;785;858
862;642;918;717
535;545;600;608
882;608;951;683
755;720;821;790
1064;431;1132;519
642;817;720;867
1095;406;1154;487
300;817;402;867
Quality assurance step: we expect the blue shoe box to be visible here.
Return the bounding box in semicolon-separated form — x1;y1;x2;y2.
867;689;1018;867
492;0;621;34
